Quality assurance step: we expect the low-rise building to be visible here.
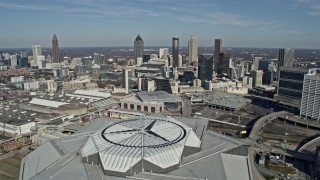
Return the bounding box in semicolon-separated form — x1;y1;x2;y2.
120;91;182;113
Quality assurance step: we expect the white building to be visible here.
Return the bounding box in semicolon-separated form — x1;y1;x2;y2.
23;81;40;90
188;35;198;64
11;76;24;83
0;121;36;135
159;48;169;60
242;76;253;88
300;69;320;121
37;55;46;69
10;55;17;68
32;45;42;66
178;54;183;67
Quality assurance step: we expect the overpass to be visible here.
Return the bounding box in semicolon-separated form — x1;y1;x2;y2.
249;111;289;141
245;138;315;162
298;136;320;155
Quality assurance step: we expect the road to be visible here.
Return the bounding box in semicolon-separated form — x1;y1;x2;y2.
245;138;315;162
298;136;320;155
249;111;289;141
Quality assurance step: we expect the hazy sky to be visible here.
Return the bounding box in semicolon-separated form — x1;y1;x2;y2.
0;0;320;48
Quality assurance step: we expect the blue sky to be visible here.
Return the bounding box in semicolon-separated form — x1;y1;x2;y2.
0;0;320;48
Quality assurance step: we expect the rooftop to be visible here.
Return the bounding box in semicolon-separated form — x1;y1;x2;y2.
0;102;47;126
189;92;251;110
136;91;182;103
19;116;252;180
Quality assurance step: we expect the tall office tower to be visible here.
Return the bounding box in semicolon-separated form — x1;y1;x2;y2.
214;39;222;72
264;70;274;85
188;35;198;65
178;54;183;67
219;52;231;76
250;70;263;87
134;35;144;60
10;55;17;68
172;37;179;68
278;48;294;69
300;69;320;121
252;56;263;70
159;48;169;59
258;58;270;71
52;34;60;63
123;68;132;94
198;54;214;83
92;64;101;80
0;51;3;59
32;45;42;66
276;67;308;107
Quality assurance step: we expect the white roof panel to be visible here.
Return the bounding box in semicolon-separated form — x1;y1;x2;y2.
80;116;201;175
29;98;69;108
74;90;111;98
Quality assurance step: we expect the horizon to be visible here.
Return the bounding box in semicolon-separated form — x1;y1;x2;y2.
1;46;320;51
1;0;320;49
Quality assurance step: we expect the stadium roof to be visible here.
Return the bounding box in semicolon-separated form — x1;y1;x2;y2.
80;116;201;175
19;116;253;180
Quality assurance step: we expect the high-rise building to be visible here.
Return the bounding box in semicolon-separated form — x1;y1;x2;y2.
258;58;270;71
214;39;222;73
172;37;179;68
10;55;17;69
278;48;294;69
275;67;308;107
264;70;274;85
219;52;231;76
123;68;132;94
32;45;42;66
300;68;320;121
252;56;263;71
188;35;198;65
52;34;60;63
159;48;169;60
178;54;183;67
93;53;105;65
134;35;144;60
198;54;214;83
92;64;101;80
250;70;263;87
37;55;45;69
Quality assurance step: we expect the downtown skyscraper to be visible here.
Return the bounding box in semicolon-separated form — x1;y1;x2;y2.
52;34;60;63
32;45;42;66
278;48;294;69
188;35;198;65
172;37;179;68
134;35;144;60
214;39;222;73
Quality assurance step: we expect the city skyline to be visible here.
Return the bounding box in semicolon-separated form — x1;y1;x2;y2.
0;0;320;49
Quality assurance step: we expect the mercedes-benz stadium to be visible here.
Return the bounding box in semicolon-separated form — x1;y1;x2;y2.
80;116;201;177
